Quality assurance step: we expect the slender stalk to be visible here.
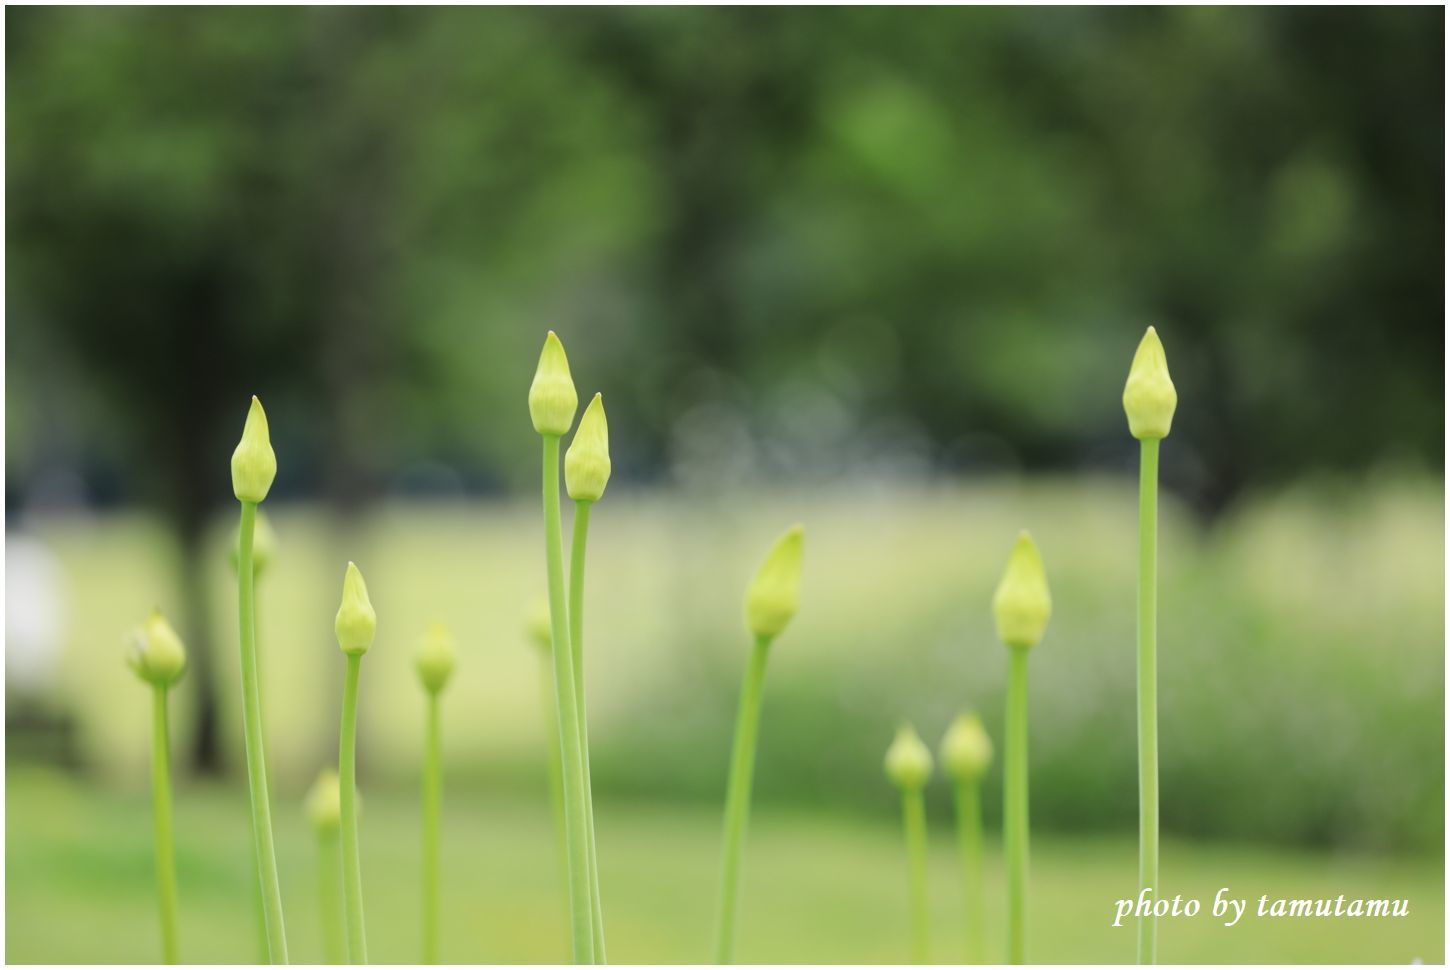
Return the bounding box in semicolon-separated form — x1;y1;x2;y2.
237;500;288;963
1004;646;1029;964
953;779;985;964
543;435;596;964
317;830;345;965
253;585;271;963
569;501;606;961
422;692;442;964
1137;438;1160;964
538;650;570;932
150;685;180;963
901;786;929;964
339;653;368;964
714;635;771;964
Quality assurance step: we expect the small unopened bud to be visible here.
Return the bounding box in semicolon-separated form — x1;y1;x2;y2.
993;531;1052;650
524;594;552;652
940;713;993;783
415;622;456;694
335;562;377;656
231;396;278;503
745;524;805;641
565;393;612;502
305;769;341;834
126;608;187;687
1122;326;1177;440
230;510;278;578
884;723;933;790
529;331;579;437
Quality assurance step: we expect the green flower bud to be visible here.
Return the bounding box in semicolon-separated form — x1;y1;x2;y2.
524;594;552;652
884;722;933;790
231;396;278;504
334;561;377;656
529;331;579;437
565;393;612;502
940;713;993;783
744;524;805;641
1122;326;1177;440
126;608;187;687
415;622;456;694
305;768;342;834
229;510;278;578
993;531;1052;650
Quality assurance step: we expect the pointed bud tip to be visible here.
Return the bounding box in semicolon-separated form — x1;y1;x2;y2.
1123;326;1177;439
231;395;278;503
335;561;377;656
745;524;805;641
530;331;578;436
993;530;1052;650
565;391;612;501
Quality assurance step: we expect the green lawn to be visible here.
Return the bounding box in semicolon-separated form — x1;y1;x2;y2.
6;766;1441;964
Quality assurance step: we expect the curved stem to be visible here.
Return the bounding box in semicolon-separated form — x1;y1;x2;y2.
714;635;772;964
1004;646;1030;964
954;779;984;964
543;435;595;964
902;786;929;964
569;500;606;962
340;653;368;963
237;500;288;963
151;685;179;964
422;692;442;964
317;830;345;965
1137;438;1160;964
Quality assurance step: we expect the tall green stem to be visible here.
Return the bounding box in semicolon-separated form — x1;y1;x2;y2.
150;685;180;964
422;692;442;964
1004;646;1029;964
953;779;985;963
569;501;606;962
543;435;596;964
237;500;288;963
1137;438;1160;964
901;786;929;964
714;635;771;964
340;654;368;964
316;830;345;965
253;585;271;963
538;650;570;933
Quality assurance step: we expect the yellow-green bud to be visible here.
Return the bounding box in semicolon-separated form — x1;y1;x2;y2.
565;392;612;502
229;510;277;578
993;531;1052;650
126;608;187;687
529;331;579;437
744;524;805;641
415;622;456;694
940;713;993;783
1122;326;1177;440
231;396;278;504
525;594;552;652
884;723;933;790
334;561;377;656
305;769;341;834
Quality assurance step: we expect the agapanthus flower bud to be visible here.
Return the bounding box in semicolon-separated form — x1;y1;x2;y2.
565;393;612;502
334;562;377;656
993;531;1052;650
745;524;805;640
230;510;278;578
528;331;579;437
1122;326;1177;440
231;396;278;503
884;723;933;790
940;713;993;783
305;768;342;834
126;608;187;687
415;622;456;694
524;594;552;652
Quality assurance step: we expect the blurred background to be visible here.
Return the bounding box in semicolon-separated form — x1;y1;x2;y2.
5;6;1444;964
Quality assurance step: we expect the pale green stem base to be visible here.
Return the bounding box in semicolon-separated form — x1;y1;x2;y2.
237;501;288;963
317;830;345;965
902;786;929;964
953;779;985;964
422;691;442;964
569;500;606;962
340;653;368;964
1138;437;1160;964
1005;645;1030;964
151;685;179;964
714;634;772;964
538;650;570;937
543;435;595;964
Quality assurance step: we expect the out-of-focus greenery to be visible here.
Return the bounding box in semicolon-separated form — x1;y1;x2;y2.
7;766;1442;964
14;477;1442;852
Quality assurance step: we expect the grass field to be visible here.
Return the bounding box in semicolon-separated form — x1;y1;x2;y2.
5;766;1441;964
